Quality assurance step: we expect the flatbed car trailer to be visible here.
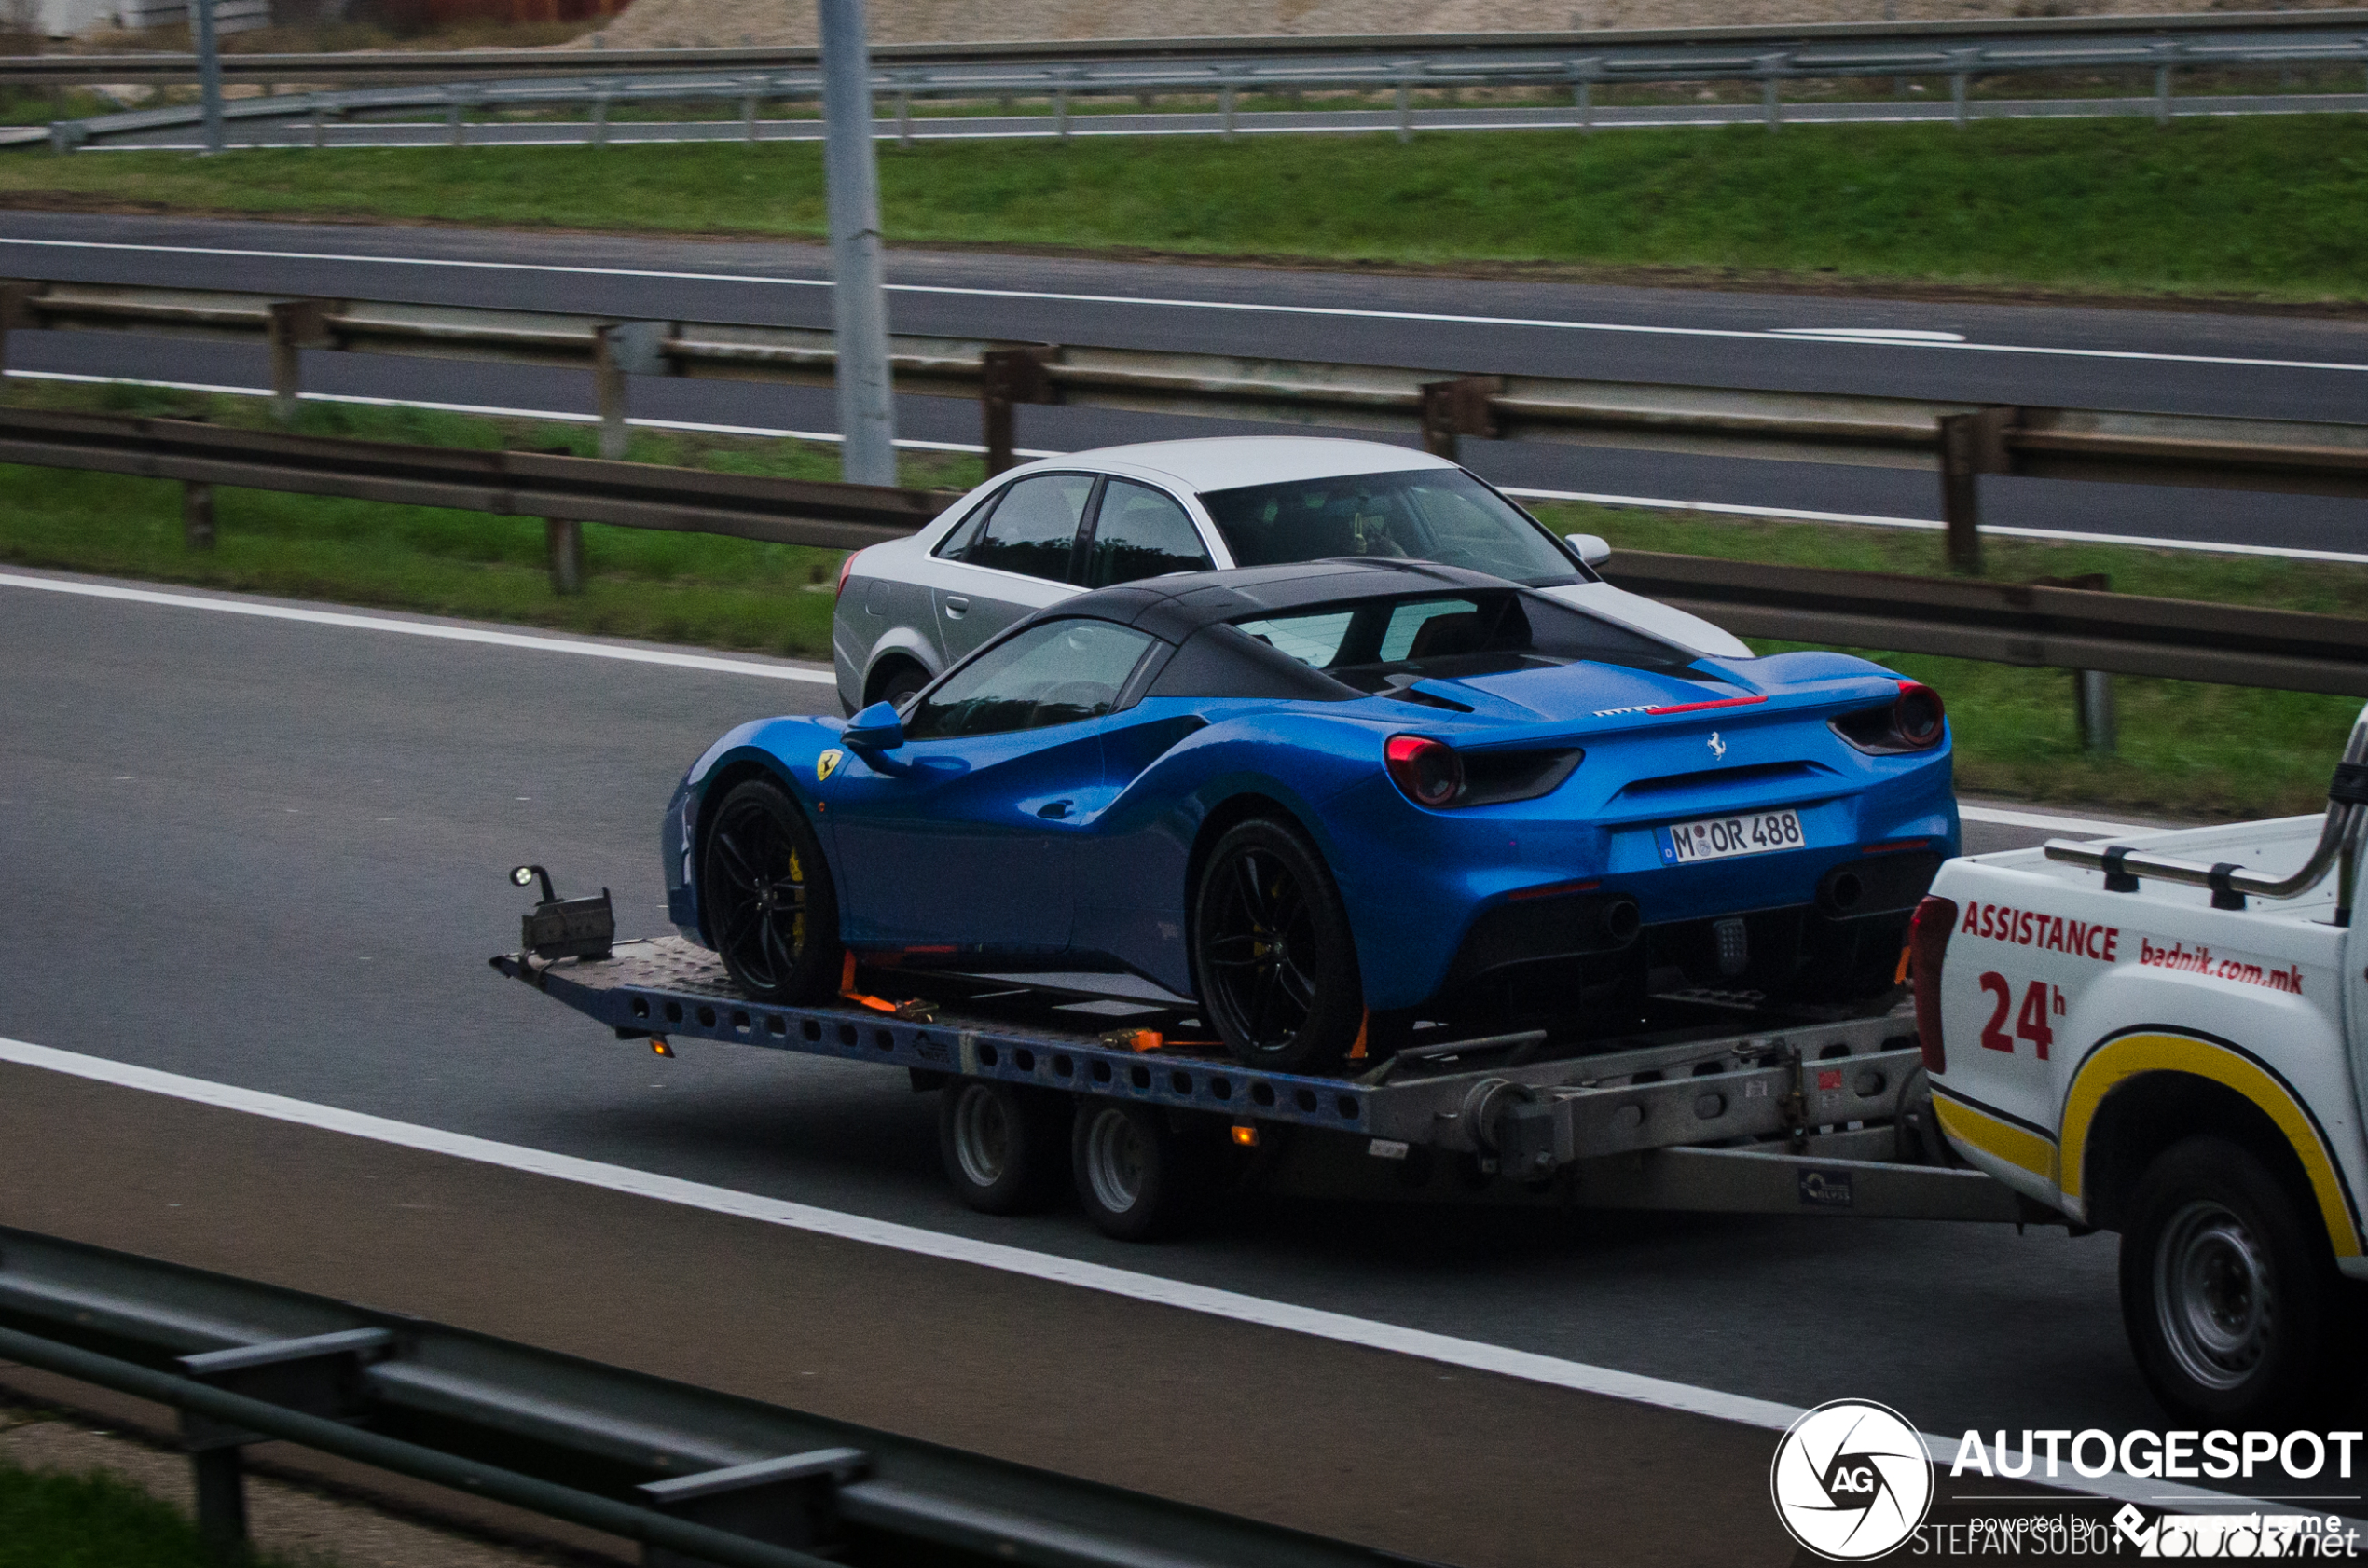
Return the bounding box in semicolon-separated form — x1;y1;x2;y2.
495;928;2037;1240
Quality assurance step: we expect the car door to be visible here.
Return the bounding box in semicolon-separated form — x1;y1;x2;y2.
928;471;1099;664
1078;477;1215;588
824;617;1163;957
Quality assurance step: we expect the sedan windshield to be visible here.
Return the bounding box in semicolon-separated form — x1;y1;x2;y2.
1197;468;1580;586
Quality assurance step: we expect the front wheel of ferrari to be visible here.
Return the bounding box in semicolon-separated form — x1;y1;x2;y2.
1190;818;1365;1074
700;777;843;1004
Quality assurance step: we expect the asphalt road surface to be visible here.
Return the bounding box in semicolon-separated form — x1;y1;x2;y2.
0;564;2256;1492
5;211;2367;555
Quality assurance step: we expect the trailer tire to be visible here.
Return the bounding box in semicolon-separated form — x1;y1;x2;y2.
938;1080;1069;1216
1191;818;1364;1074
700;777;843;1005
2119;1135;2361;1424
1071;1101;1203;1242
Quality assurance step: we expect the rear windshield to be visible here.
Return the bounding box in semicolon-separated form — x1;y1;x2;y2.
1197;469;1581;586
1232;590;1689;692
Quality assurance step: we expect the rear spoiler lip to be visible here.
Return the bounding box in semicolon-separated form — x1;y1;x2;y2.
1429;683;1908;751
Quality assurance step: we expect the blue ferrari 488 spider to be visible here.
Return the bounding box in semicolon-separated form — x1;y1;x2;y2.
665;557;1956;1072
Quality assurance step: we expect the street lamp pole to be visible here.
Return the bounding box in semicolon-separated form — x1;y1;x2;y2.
193;0;226;155
818;0;897;487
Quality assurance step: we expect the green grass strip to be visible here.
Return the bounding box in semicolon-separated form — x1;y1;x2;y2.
0;1455;323;1568
4;380;2360;818
4;116;2368;300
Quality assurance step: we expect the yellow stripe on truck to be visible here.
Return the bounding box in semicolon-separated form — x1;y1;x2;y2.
1933;1094;2058;1182
2060;1032;2361;1259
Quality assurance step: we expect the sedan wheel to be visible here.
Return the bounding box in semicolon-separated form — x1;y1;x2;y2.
701;777;842;1004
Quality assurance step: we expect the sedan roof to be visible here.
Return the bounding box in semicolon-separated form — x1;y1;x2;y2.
1057;557;1514;642
1052;436;1455;493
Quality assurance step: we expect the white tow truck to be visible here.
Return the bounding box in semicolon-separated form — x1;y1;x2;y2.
1915;707;2368;1424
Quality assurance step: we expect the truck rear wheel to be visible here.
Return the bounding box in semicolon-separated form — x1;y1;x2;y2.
937;1080;1069;1216
1071;1102;1202;1242
2119;1135;2359;1424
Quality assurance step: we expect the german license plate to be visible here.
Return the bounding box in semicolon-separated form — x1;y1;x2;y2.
1663;809;1805;864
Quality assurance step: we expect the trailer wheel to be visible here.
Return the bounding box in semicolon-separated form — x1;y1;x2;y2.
1071;1102;1202;1242
1191;818;1364;1074
700;777;843;1004
2119;1135;2360;1423
937;1080;1069;1216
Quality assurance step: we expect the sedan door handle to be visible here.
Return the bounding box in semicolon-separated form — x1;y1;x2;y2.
943;596;969;618
1036;799;1072;820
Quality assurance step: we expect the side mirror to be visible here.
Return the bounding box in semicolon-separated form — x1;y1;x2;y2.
1566;532;1612;568
842;700;906;753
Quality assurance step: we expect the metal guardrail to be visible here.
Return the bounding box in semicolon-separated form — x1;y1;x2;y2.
0;405;2361;696
0;1223;1404;1566
1604;550;2368;696
0;404;943;551
9;276;2368;572
7;7;2366;84
21;10;2368;148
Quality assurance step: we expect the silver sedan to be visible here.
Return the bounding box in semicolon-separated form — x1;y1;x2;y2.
831;435;1750;714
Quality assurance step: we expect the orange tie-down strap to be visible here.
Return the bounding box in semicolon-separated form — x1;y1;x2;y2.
839;954;937;1023
1094;1013;1374;1057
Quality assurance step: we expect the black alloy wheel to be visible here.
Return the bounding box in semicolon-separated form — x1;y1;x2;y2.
701;777;843;1004
1190;818;1365;1073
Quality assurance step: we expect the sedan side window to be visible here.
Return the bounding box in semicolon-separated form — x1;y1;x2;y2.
1085;480;1213;587
906;620;1159;740
959;473;1096;582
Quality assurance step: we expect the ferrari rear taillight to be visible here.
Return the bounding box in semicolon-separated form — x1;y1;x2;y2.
835;551;857;599
1830;681;1948;755
1908;894;1957;1074
1893;682;1946;749
1384;735;1464;808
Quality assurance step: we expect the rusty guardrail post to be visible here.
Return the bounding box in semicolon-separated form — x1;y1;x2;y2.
2034;571;2118;753
184;482;216;549
979;345;1057;476
591;322;668;461
1418;375;1501;461
1936;406;2014;574
0;280;34;382
188;1437;249;1552
593;329;628;460
266;298;329;426
546;518;585;594
2075;668;2118;752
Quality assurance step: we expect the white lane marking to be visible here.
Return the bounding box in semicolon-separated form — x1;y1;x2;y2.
9;367;2354;564
0;572;838;684
6;234;2366;376
1958;804;2155;838
0;1035;2275;1513
1770;327;1969;344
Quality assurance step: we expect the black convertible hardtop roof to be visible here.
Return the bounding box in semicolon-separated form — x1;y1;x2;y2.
1054;558;1522;644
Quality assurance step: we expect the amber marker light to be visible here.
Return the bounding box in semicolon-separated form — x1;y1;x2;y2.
1231;1123;1260;1148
